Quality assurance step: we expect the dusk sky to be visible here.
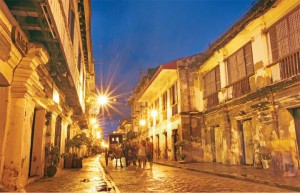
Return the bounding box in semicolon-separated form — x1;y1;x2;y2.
91;0;254;139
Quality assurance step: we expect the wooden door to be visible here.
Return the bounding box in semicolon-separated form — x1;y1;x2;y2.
242;119;254;165
215;126;223;162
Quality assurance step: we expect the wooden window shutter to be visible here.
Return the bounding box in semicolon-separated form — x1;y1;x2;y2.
215;65;221;91
244;43;254;75
269;27;279;61
276;19;289;58
237;49;246;80
288;8;300;52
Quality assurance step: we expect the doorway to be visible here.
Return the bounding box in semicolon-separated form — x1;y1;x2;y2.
156;134;160;159
292;108;300;168
172;130;178;161
164;132;168;159
239;119;254;165
28;108;37;177
210;127;216;162
214;126;223;162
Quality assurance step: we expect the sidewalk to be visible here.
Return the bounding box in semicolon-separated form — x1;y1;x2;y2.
25;155;116;192
154;160;300;191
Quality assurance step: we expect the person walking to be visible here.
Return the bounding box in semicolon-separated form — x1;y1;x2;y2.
138;140;147;170
146;138;154;169
105;147;109;166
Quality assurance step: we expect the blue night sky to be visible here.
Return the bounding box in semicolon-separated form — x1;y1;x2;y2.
91;0;254;139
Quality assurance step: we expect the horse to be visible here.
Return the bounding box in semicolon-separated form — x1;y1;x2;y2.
111;144;123;168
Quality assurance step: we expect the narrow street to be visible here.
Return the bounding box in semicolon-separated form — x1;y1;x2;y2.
25;155;116;192
100;157;292;192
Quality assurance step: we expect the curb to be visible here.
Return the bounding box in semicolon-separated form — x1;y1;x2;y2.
99;157;121;193
154;162;300;192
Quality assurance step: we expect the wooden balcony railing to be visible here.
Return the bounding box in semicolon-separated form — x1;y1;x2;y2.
172;103;178;116
232;77;251;98
206;92;219;109
279;50;300;80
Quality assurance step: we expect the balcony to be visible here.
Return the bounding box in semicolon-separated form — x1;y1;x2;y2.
206;92;219;109
5;0;88;115
279;50;300;80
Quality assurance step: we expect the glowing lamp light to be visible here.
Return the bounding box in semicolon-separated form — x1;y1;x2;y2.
139;119;146;126
96;131;101;139
97;95;108;105
93;124;99;129
53;89;60;104
151;110;158;118
90;118;97;124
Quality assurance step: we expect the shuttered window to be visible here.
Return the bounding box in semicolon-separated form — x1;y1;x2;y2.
203;65;221;98
227;42;253;84
269;7;300;62
170;83;178;105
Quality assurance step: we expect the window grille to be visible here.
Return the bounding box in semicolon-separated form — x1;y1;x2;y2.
227;42;253;85
203;66;220;108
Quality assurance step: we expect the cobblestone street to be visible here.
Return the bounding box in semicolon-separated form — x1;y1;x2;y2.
25;155;115;192
101;157;292;192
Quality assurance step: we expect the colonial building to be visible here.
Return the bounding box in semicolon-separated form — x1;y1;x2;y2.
0;0;95;191
128;57;200;161
191;0;300;173
129;0;300;175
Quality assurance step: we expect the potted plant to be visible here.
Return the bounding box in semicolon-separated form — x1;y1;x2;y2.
175;140;186;163
45;143;60;177
61;152;73;169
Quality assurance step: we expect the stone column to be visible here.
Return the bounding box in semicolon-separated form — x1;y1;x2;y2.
0;87;10;188
2;44;49;191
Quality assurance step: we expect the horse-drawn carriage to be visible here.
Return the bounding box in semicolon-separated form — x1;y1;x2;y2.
107;133;124;167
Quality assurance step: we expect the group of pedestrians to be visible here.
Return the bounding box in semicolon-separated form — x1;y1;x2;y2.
105;138;154;170
125;139;153;170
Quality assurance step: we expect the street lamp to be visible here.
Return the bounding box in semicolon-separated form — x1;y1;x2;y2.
97;95;108;105
151;110;158;118
139;119;146;126
90;118;97;124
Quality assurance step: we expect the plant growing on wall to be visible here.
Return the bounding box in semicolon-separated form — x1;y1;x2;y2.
175;140;186;161
45;112;52;126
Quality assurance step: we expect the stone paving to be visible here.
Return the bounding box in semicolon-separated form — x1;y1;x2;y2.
25;155;116;192
100;157;292;192
155;159;300;191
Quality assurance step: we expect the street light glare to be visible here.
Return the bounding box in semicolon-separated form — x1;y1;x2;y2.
151;110;158;118
90;118;97;124
97;95;108;105
140;119;146;126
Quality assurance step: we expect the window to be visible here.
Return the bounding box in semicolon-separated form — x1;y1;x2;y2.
203;65;220;98
162;92;167;120
170;83;178;115
154;99;159;123
203;66;220;108
170;83;178;105
227;42;254;84
268;7;300;80
269;7;300;62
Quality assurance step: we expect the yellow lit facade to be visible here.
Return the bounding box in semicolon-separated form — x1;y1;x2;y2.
129;0;300;175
